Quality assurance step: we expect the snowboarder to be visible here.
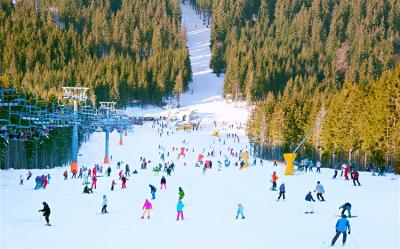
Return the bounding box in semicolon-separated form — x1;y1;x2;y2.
178;187;185;200
160;176;167;189
101;195;108;214
339;202;352;217
304;191;315;213
83;185;93;194
141;199;153;219
63;170;68;180
351;170;361;186
176;200;184;221
271;171;278;191
277;183;285;201
111;180;116;191
235;203;245;219
330;214;351;247
149;184;157;199
314;181;325;201
38;202;51;225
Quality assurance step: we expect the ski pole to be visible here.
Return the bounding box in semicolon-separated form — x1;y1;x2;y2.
322;232;334;244
349;234;359;248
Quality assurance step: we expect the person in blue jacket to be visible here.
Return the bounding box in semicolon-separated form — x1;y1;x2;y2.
304;191;315;213
331;214;351;246
176;200;184;221
277;183;285;201
235;203;245;219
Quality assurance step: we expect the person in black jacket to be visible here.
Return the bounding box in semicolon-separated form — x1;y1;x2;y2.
38;202;51;225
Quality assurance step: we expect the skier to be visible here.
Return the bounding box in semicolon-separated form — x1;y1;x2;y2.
149;184;157;199
277;183;285;201
91;175;97;189
101;195;108;214
63;170;68;180
141;199;153;219
38;202;51;225
330;214;351;247
83;185;93;194
88;168;92;177
92;166;97;177
42;176;48;189
304;191;315;214
314;181;325;201
19;175;23;185
271;171;278;191
235;203;245;219
316;161;321;173
344;164;350;180
71;169;77;178
107;166;111;177
119;170;123;180
332;164;338;179
273;160;278;167
176;200;184;221
78;168;83;178
121;176;127;189
47;174;51;184
27;171;32;180
111;180;116;191
160;176;167;189
339;202;352;217
178;187;185;200
351;170;361;186
125;164;130;177
378;166;385;176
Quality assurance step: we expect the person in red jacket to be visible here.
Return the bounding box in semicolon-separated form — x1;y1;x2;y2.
71;169;77;178
91;175;97;189
92;167;97;177
119;170;123;180
351;170;361;186
344;165;350;180
63;170;68;180
271;171;278;190
121;176;127;189
43;176;48;189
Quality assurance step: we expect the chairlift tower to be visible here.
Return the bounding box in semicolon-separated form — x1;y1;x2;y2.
100;102;116;164
62;87;89;172
115;109;126;146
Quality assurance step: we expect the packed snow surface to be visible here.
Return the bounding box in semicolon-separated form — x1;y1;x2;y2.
1;3;399;249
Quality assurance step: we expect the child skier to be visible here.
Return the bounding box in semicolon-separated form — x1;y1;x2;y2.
38;202;51;225
160;176;167;189
141;199;153;219
178;187;185;200
149;184;157;199
101;195;108;214
235;203;245;219
176;200;184;221
314;181;325;201
331;214;351;247
277;183;285;201
304;191;315;214
339;202;352;217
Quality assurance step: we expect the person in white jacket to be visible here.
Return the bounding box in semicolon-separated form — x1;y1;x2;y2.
101;195;108;214
314;181;325;201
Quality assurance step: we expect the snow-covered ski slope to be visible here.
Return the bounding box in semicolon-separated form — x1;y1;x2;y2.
1;3;399;249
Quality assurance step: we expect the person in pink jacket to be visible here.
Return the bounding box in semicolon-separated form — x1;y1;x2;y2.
141;199;153;219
